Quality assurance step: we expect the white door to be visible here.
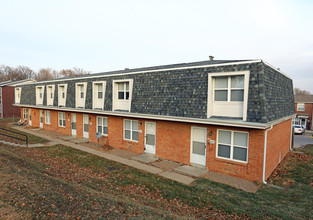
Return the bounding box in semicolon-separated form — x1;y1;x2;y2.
83;114;89;138
71;113;76;136
29;109;32;126
190;127;207;166
145;122;156;155
39;110;43;128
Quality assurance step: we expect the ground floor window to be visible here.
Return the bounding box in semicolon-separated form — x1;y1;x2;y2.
217;130;248;162
58;112;65;127
97;117;108;135
23;108;27;119
124;119;138;141
45;111;51;124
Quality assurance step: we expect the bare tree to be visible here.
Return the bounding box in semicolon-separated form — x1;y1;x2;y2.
59;67;90;78
0;65;35;81
35;68;56;81
294;88;312;95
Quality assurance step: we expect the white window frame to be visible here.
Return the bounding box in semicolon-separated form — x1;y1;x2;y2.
97;116;108;136
75;82;87;108
297;103;305;111
15;87;22;104
58;84;68;107
112;79;133;112
123;119;139;142
58;112;66;127
46;85;55;106
92;81;106;110
23;108;27;119
207;71;250;121
45;110;51;124
216;129;249;163
36;86;45;105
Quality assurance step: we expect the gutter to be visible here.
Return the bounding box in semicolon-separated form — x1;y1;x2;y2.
262;125;273;184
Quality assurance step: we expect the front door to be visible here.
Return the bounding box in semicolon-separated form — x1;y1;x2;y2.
39;110;43;128
83;114;89;138
190;127;207;166
71;113;76;136
145;122;156;155
29;109;32;126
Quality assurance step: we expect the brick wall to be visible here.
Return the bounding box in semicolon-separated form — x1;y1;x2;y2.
265;118;292;180
21;108;292;182
295;103;313;130
2;86;21;118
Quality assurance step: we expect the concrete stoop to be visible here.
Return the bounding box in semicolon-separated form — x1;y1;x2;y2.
132;154;159;164
174;165;208;177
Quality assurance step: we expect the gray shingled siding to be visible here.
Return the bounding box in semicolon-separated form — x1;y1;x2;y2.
262;64;295;122
19;62;294;123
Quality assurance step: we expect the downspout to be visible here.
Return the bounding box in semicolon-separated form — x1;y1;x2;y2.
290;119;294;151
262;125;273;184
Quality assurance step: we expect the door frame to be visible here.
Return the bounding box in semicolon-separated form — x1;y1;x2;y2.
83;114;89;139
190;126;207;167
71;113;76;136
144;121;156;155
29;109;32;126
39;110;43;128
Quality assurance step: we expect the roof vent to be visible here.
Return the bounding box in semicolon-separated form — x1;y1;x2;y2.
209;56;214;61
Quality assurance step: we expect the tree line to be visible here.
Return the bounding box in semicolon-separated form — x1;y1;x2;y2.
0;65;90;82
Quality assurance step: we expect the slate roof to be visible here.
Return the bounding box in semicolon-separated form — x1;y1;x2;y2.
0;79;36;87
294;95;313;103
40;59;254;82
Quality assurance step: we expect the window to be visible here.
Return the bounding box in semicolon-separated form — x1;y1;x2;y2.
217;130;248;162
124;119;139;141
58;84;67;107
214;75;244;102
118;82;129;100
113;79;133;111
92;81;106;110
297;103;305;111
36;86;45;105
207;71;250;120
76;82;87;108
58;112;66;127
15;87;22;104
46;85;55;106
97;117;108;135
23;108;27;119
45;111;51;124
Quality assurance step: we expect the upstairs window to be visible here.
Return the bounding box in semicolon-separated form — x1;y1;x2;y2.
76;82;87;108
297;103;305;111
46;85;55;106
113;79;133;112
58;84;67;107
15;87;22;104
214;75;244;102
92;81;106;110
217;130;249;163
124;119;139;141
36;86;45;105
97;116;108;136
207;71;250;120
118;82;129;100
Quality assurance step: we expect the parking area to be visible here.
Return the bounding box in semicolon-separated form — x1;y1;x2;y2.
294;130;313;148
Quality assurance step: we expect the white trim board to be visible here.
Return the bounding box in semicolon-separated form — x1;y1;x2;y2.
15;104;294;130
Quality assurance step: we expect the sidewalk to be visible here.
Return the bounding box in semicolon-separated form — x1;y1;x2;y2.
13;126;259;192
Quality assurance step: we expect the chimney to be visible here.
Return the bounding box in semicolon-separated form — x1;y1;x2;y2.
209;56;214;61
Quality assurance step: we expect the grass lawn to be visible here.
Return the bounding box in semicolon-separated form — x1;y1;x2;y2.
0;144;312;219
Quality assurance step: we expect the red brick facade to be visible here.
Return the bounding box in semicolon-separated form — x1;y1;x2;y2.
21;108;292;183
0;86;21;118
294;103;313;130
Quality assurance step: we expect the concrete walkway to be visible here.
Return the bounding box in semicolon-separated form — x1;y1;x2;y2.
12;126;259;192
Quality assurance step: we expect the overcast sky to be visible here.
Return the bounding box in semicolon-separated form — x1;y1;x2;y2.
1;0;312;92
